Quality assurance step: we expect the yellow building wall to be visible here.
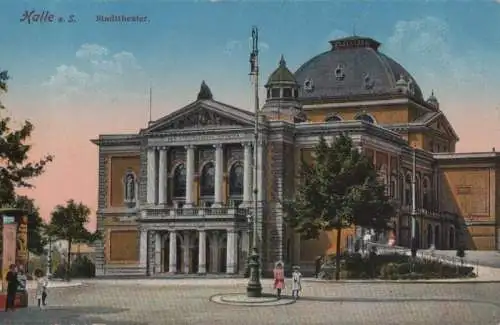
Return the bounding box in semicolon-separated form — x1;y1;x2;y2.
108;155;140;207
305;105;410;124
104;217;139;264
439;167;496;249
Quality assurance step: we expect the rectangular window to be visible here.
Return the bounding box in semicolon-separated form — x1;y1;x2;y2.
271;88;280;98
283;88;292;98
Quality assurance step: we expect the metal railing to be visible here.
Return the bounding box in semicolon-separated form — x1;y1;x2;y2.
369;242;479;274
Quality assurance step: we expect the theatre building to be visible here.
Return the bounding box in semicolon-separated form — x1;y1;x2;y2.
91;36;500;277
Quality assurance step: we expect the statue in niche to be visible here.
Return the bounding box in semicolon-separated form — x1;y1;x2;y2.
125;173;136;202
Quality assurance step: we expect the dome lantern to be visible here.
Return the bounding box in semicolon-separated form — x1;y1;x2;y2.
265;55;299;100
426;90;439;109
262;55;304;122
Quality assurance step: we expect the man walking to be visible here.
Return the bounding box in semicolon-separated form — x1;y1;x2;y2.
5;264;18;312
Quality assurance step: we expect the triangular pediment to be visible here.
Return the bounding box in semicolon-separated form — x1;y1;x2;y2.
427;114;459;140
143;99;255;133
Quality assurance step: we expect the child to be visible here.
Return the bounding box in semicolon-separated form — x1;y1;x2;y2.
273;261;285;299
34;269;48;310
291;265;302;300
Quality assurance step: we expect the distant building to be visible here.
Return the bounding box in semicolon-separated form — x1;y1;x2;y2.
91;36;500;277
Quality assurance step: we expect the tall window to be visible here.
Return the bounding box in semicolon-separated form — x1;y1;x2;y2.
173;164;187;198
405;173;412;206
200;162;215;197
390;175;397;199
423;178;430;210
229;163;244;196
415;175;421;209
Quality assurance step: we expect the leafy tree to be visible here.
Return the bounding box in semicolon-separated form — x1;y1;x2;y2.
284;134;395;280
46;200;100;281
0;70;53;205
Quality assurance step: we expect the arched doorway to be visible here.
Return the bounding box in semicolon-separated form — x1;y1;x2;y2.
427;224;433;248
176;236;182;272
205;235;211;273
218;235;227;273
415;220;421;248
162;234;183;273
434;225;440;248
449;227;455;249
191;235;199;273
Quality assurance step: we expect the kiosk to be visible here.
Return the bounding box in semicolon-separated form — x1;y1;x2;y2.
0;208;30;309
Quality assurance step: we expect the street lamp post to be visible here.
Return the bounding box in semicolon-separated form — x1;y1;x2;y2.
246;25;263;298
410;146;418;259
46;236;52;278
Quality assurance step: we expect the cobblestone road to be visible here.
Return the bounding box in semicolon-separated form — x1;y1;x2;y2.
1;279;500;325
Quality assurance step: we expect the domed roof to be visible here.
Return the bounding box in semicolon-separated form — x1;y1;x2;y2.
265;55;297;87
294;36;424;101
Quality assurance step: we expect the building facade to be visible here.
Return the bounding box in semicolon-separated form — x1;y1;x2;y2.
92;36;500;277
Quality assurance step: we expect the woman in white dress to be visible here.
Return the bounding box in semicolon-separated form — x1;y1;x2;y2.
291;265;302;300
34;269;48;310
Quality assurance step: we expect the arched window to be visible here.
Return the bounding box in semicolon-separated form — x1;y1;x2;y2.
355;114;375;124
415;175;421;209
229;163;244;196
173;164;187;198
427;224;433;248
200;162;215;197
324;114;342;122
399;172;405;203
123;171;137;205
434;225;440;248
390;175;397;199
405;173;412;206
423;177;430;210
449;227;455;249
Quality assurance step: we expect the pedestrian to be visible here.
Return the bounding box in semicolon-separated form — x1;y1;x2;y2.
34;269;48;310
4;264;18;312
314;256;322;279
273;261;285;299
291;265;302;300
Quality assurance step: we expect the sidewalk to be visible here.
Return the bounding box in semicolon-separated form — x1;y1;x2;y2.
26;280;83;290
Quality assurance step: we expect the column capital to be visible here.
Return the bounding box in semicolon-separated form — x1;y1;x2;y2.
158;146;169;151
185;145;195;150
213;143;223;149
242;142;253;148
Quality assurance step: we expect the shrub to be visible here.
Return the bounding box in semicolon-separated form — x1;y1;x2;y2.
70;256;96;278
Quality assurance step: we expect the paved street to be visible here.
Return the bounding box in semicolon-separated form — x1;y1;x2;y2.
1;279;500;325
436;250;500;268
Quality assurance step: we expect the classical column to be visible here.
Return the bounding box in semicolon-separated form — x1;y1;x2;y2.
168;231;177;273
214;144;224;207
139;228;148;268
154;232;162;274
185;145;195;207
198;230;206;274
146;147;157;204
257;142;265;202
243;142;253;206
158;148;168;205
226;230;236;274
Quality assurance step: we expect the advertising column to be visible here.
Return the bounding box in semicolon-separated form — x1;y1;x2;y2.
2;216;17;291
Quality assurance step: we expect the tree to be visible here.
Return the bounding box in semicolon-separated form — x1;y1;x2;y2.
0;70;53;205
284;134;395;280
46;200;100;281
